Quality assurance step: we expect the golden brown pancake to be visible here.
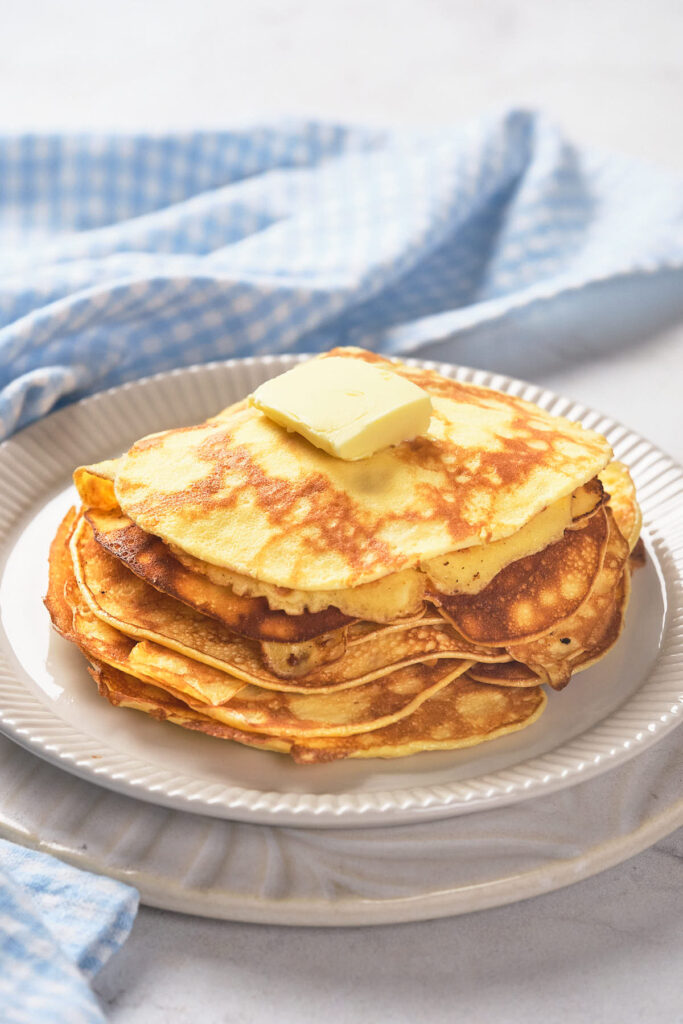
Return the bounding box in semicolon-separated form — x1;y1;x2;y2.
47;352;641;764
432;508;609;646
287;675;547;762
46;518;245;706
75;469;606;629
51;514;481;738
112;348;612;591
85;507;353;643
125;645;474;739
466;662;541;687
508;509;630;689
169;545;427;621
599;461;642;552
72;459;119;510
69;513;490;694
89;659;546;763
467;567;630;690
89;660;290;754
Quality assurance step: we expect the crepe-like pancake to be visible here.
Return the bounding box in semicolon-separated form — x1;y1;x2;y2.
125;645;474;738
81;480;604;627
75;461;429;623
69;513;492;693
73;601;475;739
168;481;600;614
45;511;245;705
422;478;604;595
73;459;119;510
90;660;546;763
170;545;427;621
467;567;630;689
51;514;481;737
286;676;546;762
112;348;612;591
85;507;353;643
508;509;630;689
259;615;510;681
599;461;642;552
89;660;290;754
76;471;603;625
467;662;541;687
433;508;609;646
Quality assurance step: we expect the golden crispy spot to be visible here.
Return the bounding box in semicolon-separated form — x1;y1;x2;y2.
289;675;547;763
509;508;630;690
432;508;609;646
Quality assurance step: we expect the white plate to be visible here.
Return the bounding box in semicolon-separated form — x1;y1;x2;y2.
0;726;680;925
0;357;681;828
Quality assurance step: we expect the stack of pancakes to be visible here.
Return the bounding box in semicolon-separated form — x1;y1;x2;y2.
45;349;642;763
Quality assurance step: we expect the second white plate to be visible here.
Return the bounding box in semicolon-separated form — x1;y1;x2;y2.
0;356;681;828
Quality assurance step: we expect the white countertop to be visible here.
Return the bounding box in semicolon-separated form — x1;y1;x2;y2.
3;1;683;1020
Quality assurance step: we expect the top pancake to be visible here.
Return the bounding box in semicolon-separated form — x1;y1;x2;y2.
114;348;612;591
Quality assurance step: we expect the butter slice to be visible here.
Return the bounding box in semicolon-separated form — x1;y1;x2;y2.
249;357;432;460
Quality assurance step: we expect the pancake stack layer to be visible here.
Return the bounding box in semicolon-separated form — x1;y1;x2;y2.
45;350;642;763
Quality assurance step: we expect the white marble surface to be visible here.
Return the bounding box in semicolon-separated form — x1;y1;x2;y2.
2;0;682;1020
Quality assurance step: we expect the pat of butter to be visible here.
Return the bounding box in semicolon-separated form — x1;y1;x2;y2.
249;357;433;460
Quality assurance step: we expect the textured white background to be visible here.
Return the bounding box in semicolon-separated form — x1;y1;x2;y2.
2;1;682;1021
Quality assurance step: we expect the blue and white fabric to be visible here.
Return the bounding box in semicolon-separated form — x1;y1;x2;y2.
2;108;683;440
0;839;138;1023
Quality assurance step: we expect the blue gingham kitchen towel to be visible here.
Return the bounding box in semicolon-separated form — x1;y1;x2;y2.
2;108;683;440
0;839;138;1023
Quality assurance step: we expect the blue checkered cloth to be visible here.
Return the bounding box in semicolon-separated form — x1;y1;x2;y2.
2;109;683;440
0;839;138;1023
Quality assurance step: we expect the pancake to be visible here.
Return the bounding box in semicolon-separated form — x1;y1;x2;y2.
69;512;490;694
170;545;427;622
47;351;640;765
125;645;473;739
80;479;604;626
421;478;604;596
46;518;245;706
467;662;541;687
52;515;479;737
508;509;630;689
599;461;642;552
73;459;119;510
467;567;631;689
287;676;547;763
112;348;612;591
85;507;353;643
166;480;601;613
433;507;609;646
89;660;290;754
90;660;546;763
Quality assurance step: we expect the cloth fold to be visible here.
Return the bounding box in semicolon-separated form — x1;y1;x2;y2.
0;839;138;1024
2;109;683;440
